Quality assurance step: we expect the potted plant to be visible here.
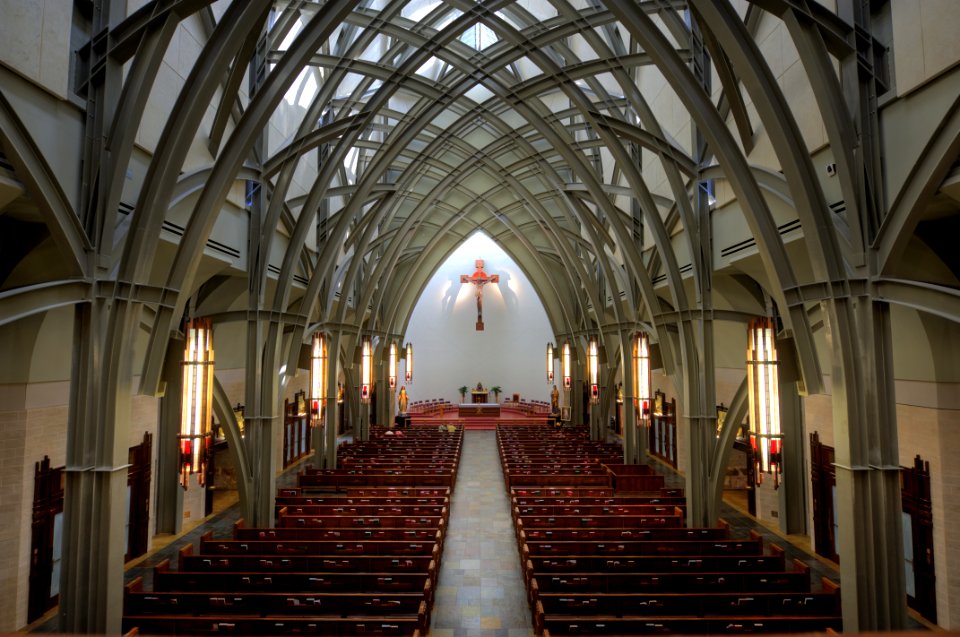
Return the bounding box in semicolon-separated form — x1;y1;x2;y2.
490;385;502;402
458;385;468;403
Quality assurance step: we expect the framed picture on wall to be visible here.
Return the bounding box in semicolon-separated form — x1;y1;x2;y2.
296;390;307;416
561;406;572;422
716;403;728;437
654;389;665;416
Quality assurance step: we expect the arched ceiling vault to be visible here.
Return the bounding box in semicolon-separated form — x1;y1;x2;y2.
18;0;960;398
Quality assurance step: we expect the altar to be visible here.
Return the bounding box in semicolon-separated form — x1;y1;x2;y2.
459;402;501;417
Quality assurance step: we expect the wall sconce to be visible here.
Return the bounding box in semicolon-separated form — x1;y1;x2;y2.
747;317;782;486
310;332;327;428
562;342;571;389
588;337;599;403
179;317;214;489
634;332;650;425
404;342;413;383
388;342;397;389
361;337;372;403
546;342;554;383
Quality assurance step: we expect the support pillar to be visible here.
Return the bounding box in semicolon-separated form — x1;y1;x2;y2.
243;314;281;528
828;297;907;630
321;332;342;469
778;375;806;534
154;335;184;535
680;315;716;529
60;299;131;634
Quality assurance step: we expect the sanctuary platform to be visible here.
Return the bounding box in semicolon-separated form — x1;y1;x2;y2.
409;404;550;430
458;402;500;417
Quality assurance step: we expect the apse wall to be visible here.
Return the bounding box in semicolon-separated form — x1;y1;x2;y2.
404;233;553;406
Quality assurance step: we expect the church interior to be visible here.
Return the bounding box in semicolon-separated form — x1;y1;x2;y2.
1;0;959;635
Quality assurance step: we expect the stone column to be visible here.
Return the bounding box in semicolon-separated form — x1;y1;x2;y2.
828;297;907;630
154;336;184;535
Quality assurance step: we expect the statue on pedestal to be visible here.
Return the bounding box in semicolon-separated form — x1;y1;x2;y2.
398;386;408;413
550;384;560;414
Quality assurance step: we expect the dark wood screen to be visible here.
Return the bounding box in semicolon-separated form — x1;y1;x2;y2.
902;454;936;622
810;431;838;562
648;394;677;468
811;433;936;622
283;390;311;467
28;456;64;622
126;432;152;561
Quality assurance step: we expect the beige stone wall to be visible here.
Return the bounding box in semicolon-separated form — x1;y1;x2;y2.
0;0;72;98
0;388;28;632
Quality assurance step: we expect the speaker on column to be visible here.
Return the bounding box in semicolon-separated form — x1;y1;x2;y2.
649;342;663;370
777;335;800;384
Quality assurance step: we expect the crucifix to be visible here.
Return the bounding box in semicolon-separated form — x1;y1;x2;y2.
460;259;500;331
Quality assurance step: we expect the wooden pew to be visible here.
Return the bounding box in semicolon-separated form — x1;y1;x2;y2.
234;526;441;544
539;615;842;635
151;560;434;601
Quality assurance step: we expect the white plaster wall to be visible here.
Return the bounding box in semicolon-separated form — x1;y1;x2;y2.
404;232;554;406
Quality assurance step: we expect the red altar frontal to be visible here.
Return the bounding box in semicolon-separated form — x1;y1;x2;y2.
458;403;501;417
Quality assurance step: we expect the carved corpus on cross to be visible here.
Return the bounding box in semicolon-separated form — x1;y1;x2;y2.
460;259;500;331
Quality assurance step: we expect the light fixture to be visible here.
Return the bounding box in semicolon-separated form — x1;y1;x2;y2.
179;317;214;489
562;342;571;389
310;332;327;428
747;317;782;486
404;342;413;383
588;337;599;403
361;337;372;403
634;332;650;425
388;342;397;389
546;343;554;383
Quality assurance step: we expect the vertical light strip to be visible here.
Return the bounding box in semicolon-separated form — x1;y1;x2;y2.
635;332;650;425
747;317;782;483
546;343;554;383
180;318;214;489
361;337;372;402
588;337;599;403
388;342;397;389
310;332;327;428
404;342;413;382
562;342;571;389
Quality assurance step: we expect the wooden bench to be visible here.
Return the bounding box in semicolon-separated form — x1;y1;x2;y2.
234;526;441;544
274;515;445;530
152;561;434;598
278;504;447;518
522;537;763;557
539;615;842;635
516;514;684;530
527;553;786;575
200;536;441;559
517;526;729;544
529;564;812;596
123;613;425;636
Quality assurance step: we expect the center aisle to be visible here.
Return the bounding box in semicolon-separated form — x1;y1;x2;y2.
430;430;532;637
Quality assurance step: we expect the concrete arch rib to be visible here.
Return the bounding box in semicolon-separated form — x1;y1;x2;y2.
138;0;358;395
0;90;89;276
606;0;822;394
